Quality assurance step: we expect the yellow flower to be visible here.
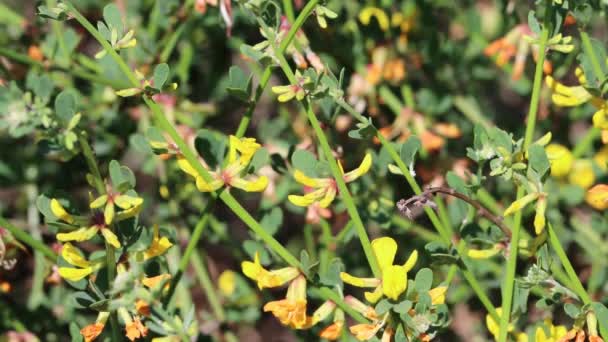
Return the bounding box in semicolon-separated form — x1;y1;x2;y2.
534;320;568;342
593;146;608;171
349;313;389;341
340;237;417;303
142;225;173;260
271;71;311;102
80;312;109;342
313;301;344;340
568;160;595;190
57;212;121;248
177;135;268;193
218;270;236;296
428;286;448;305
289;153;372;208
58;243;102;282
503;191;547;235
50;199;74;224
263;275;313;329
468;244;503;259
142;274;171;289
545;144;573;177
358;7;390;31
586;184;608;210
241;252;300;289
125;317;148;341
90;190;143;226
546;72;608;143
486;307;528;342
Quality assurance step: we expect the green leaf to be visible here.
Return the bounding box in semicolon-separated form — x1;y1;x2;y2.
153;63;170;89
260;207;283;236
226;66;253;102
564;303;580;318
528;144;550;176
393;300;413;314
348;118;375;140
375;299;393;315
109;160;136;188
248;147;269;173
578;37;608;90
528;11;540;35
103;4;123;33
591;302;608;325
55;91;76;122
291;149;318;177
194;129;226;170
70;322;84;342
319;258;344;286
400;136;421;166
414;268;433;292
71;291;97;309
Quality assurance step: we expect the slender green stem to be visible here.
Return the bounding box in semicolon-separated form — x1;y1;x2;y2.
191;251;226;322
547;224;608;337
282;0;295;22
498;10;550;341
273;50;380;276
163;200;214;306
0;217;56;260
234;0;320;138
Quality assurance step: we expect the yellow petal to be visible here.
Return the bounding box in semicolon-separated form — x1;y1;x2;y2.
57;226;99;242
593;109;608;130
293;170;322;188
51;199;74;224
143;236;173;260
382;265;407;300
403;250;418;272
89;195;108;209
104;202;115;225
218;270;236;297
115;204;142;221
503;193;539;216
61;243;91;268
343;153;373;183
59;267;93;281
468;245;501;259
288;188;327;207
318;186;337;208
364;286;384;303
230;176;268;192
371;237;397;272
176;156;200;178
545;144;573;178
339;272;381;288
428;286;448;305
568;160;595;190
534;197;547;235
114;195;144;209
271;85;293;94
278;91;296;102
100;228;121;248
195;176;224;192
359;7;390;31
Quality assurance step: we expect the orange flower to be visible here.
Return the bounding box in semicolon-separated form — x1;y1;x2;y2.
586;184;608;210
80;323;104;342
349;322;384;341
28;45;44;62
142;274;171;289
319;320;344;340
262;275;312;329
135;300;150;316
125;317;148;341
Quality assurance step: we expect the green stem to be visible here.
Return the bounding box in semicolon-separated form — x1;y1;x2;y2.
572;127;601;158
163;200;214;306
274;49;380;276
0;217;56;260
498;11;550;341
547;224;608;337
234;0;320;138
191;251;226;322
282;0;295;22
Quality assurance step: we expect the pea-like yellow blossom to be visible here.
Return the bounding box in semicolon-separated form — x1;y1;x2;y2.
90;190;143;226
56;211;121;249
545;144;573;178
485;307;528;342
177;135;268;193
218;270;236;297
289;153;372;208
546;71;608;143
241;252;300;290
568;160;595;190
50;199;74;224
340;237;417;303
271;71;311;102
58;243;102;282
468;244;503;259
141;225;173;260
534;319;568;342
